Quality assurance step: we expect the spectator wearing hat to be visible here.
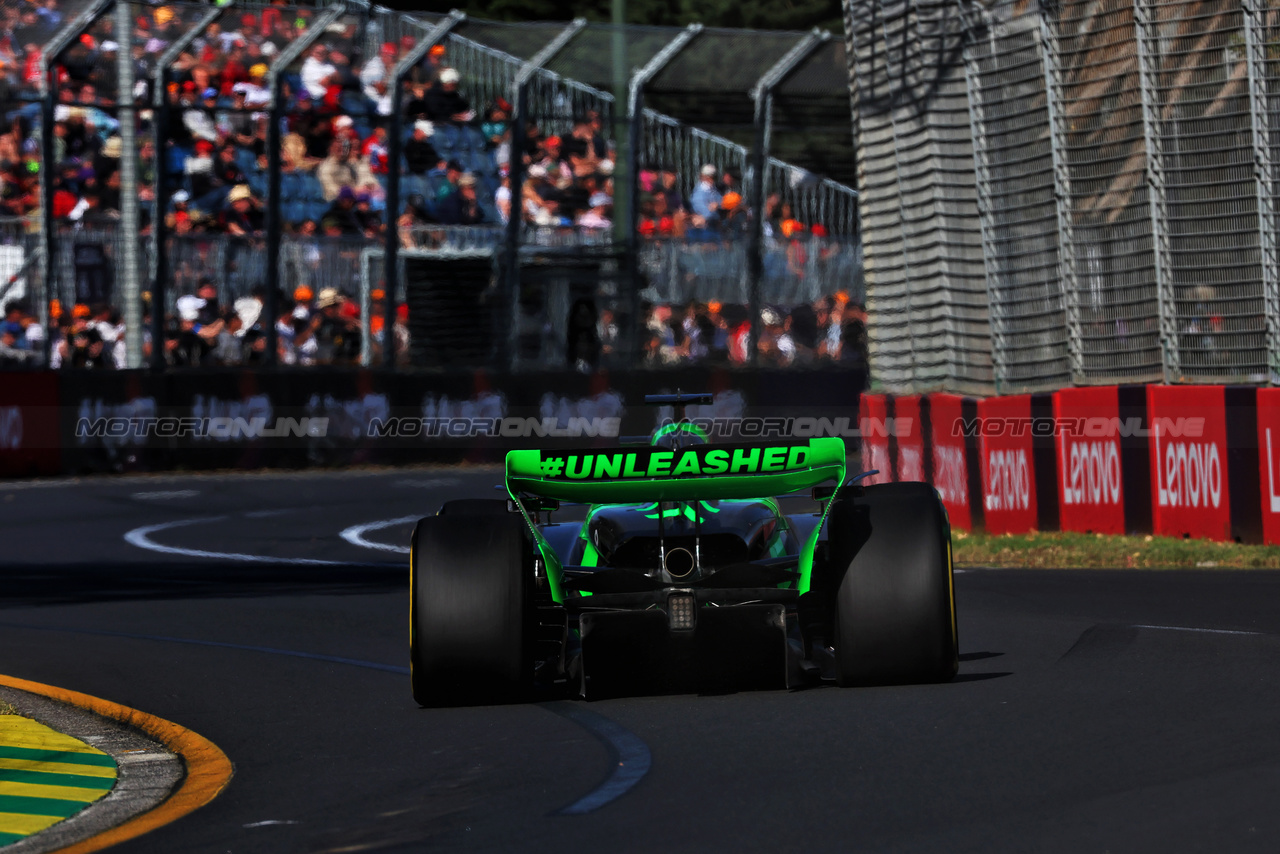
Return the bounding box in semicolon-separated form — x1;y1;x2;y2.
184;138;218;203
404;120;438;175
424;68;472;124
300;43;336;102
780;219;808;280
719;191;748;238
237;64;271;107
409;43;447;88
436;173;486;225
312;287;360;364
293;285;314;315
220;184;262;236
353;191;383;236
689;163;723;226
361;42;396;96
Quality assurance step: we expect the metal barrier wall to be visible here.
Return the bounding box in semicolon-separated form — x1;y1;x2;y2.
847;0;1280;394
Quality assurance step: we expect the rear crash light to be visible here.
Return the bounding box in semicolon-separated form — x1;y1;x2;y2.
668;592;696;631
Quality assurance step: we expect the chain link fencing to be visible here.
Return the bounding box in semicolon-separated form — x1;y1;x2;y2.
848;0;1280;393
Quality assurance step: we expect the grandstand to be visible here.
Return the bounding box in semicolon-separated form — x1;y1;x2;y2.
0;0;863;371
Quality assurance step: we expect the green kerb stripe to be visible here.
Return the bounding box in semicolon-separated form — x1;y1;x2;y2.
0;831;27;846
0;768;115;789
0;746;115;767
0;794;89;818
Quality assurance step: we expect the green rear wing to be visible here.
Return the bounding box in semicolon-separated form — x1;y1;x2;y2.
505;438;847;503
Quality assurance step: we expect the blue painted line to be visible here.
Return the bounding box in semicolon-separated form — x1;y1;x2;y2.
0;625;653;813
543;702;651;815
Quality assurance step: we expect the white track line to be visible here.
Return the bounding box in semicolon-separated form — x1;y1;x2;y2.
1132;624;1263;636
340;517;416;554
132;490;200;500
126;517;374;565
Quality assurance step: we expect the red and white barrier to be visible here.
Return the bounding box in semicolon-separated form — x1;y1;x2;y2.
1256;388;1280;545
978;394;1037;535
1146;385;1230;541
928;394;974;531
858;393;893;485
1053;386;1125;535
894;395;926;483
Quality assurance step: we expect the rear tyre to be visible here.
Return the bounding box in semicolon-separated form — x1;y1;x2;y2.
825;482;957;686
410;513;532;706
436;498;510;516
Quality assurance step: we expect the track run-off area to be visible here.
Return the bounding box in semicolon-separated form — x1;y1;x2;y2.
2;467;1280;852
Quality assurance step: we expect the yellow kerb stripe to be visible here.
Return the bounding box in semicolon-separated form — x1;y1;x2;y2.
0;780;108;803
0;811;64;835
0;758;116;779
0;719;106;756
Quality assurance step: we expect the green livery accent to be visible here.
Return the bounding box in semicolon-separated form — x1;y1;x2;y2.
505;439;847;602
506;438;846;503
653;421;710;442
797;484;842;595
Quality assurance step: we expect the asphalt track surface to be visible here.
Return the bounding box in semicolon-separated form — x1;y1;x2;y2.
3;469;1280;853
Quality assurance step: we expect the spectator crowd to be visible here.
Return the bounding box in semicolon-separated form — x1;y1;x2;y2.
0;0;863;371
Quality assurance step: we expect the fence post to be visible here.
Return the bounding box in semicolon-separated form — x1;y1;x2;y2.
384;12;465;370
150;4;225;372
114;0;143;368
958;9;1006;394
504;19;586;369
1133;0;1180;384
38;0;115;366
749;30;828;366
1039;5;1084;385
265;3;347;367
627;24;702;329
1243;0;1280;384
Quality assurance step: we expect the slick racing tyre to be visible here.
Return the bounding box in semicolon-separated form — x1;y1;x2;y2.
410;513;533;705
825;482;958;686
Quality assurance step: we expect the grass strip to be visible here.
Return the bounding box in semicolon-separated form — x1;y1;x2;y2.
953;530;1280;569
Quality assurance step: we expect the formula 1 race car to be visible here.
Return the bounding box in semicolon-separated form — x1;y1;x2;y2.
409;393;957;704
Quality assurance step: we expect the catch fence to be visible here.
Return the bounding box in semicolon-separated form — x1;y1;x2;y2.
846;0;1280;393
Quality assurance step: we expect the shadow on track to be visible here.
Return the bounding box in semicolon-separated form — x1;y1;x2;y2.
0;560;406;606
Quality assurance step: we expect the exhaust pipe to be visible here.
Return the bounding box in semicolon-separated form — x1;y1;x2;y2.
664;547;695;578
